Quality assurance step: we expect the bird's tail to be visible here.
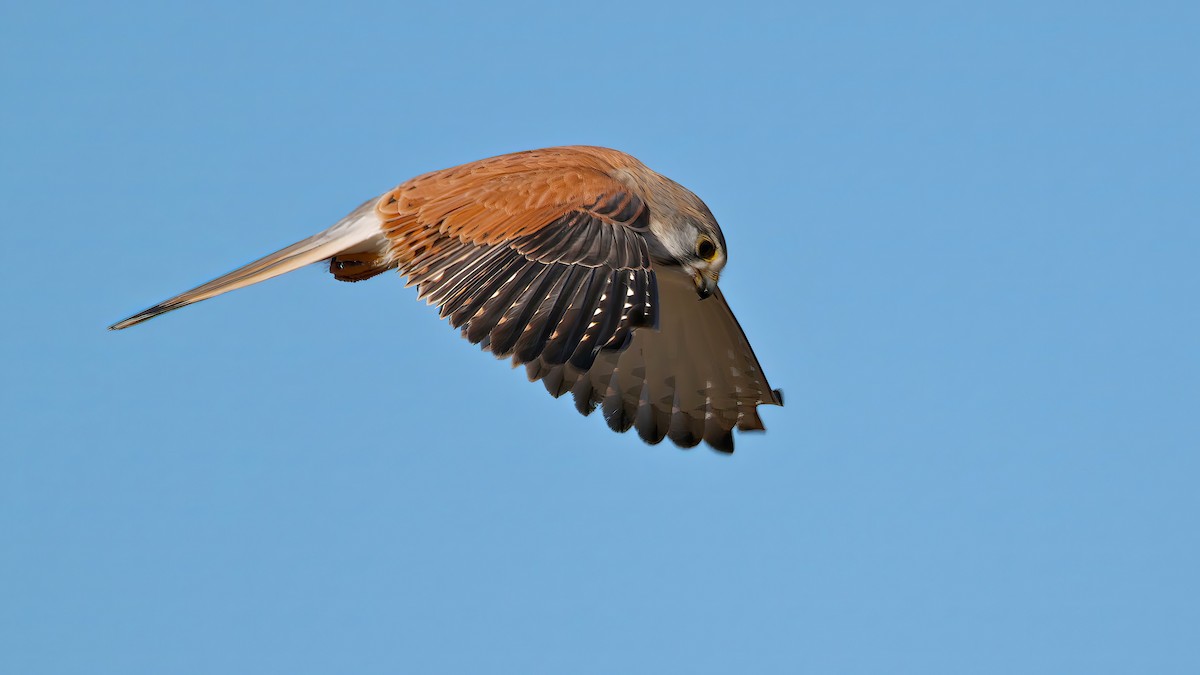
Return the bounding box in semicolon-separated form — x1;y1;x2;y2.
109;198;390;330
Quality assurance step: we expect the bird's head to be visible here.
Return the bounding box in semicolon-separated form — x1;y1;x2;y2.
646;195;727;300
683;222;726;300
613;162;729;299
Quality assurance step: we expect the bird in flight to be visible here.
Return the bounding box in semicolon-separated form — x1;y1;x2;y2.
110;146;782;452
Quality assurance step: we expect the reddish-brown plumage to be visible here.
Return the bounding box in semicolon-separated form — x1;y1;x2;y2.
377;146;649;248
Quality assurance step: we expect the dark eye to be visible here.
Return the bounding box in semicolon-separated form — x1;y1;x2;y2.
696;237;718;261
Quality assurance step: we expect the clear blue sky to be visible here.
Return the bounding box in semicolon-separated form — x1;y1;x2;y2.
2;1;1197;673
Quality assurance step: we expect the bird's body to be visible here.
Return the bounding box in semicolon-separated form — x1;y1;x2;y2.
111;146;782;452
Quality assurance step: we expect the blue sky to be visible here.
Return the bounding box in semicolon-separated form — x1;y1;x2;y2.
2;1;1197;673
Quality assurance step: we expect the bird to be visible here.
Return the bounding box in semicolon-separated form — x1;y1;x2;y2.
110;146;783;452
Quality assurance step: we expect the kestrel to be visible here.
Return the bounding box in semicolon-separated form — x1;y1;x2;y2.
111;146;783;452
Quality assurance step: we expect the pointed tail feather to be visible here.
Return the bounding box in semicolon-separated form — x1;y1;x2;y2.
109;198;385;330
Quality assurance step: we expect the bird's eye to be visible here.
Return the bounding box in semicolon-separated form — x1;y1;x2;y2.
696;236;718;261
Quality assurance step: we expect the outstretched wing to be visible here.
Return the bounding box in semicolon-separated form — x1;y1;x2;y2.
378;147;659;372
523;270;783;453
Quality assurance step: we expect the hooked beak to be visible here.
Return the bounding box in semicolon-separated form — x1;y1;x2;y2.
693;271;719;300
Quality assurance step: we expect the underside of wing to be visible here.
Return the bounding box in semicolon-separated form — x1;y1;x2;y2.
521;270;782;452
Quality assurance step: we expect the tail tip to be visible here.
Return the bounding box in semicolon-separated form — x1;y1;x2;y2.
108;304;174;331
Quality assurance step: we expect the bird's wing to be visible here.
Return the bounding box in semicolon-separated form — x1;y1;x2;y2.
378;147;658;371
522;269;783;453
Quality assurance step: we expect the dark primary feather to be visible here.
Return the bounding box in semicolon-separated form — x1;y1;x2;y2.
515;265;590;364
